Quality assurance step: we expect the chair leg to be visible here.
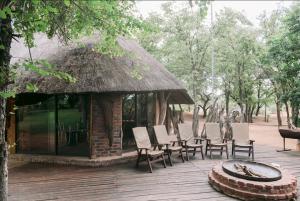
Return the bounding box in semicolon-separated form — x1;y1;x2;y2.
185;147;189;161
252;146;254;161
147;157;153;173
136;152;141;168
220;146;223;156
200;146;204;160
225;145;229;159
210;145;212;159
162;154;167;168
180;149;185;163
193;148;196;156
233;146;235;159
205;142;208;155
248;148;251;157
167;151;173;166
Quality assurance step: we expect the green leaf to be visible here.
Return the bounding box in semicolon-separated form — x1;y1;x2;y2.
64;0;71;7
0;90;15;99
0;10;6;19
26;83;39;92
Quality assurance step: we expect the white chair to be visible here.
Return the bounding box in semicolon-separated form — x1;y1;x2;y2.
154;125;184;165
231;123;254;160
205;123;228;159
132;127;166;173
178;123;204;161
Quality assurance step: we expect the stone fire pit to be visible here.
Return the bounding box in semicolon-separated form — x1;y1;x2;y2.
208;160;297;200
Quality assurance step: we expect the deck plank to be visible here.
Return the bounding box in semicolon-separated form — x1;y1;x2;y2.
8;144;300;201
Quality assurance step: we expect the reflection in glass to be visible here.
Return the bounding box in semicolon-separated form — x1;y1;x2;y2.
17;95;55;154
57;94;89;156
122;93;155;150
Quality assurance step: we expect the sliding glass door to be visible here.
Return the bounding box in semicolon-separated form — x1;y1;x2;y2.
16;94;89;156
57;94;89;156
122;93;155;150
17;95;55;154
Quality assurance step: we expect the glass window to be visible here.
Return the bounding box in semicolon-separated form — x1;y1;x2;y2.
17;95;55;154
122;93;156;150
122;94;136;149
16;94;89;156
57;94;89;156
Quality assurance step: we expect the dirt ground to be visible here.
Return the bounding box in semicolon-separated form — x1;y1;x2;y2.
184;112;299;150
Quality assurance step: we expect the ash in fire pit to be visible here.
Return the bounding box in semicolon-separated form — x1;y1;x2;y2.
222;160;282;182
209;160;297;200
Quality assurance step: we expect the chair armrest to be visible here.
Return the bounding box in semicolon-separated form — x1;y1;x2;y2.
179;139;188;146
182;135;193;142
138;147;150;150
137;147;150;154
249;140;255;144
194;137;205;141
153;144;162;150
157;143;171;149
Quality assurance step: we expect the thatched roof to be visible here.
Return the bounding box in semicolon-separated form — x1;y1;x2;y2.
11;34;193;104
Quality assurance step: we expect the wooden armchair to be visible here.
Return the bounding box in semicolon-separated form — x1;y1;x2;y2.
132;127;167;173
178;123;204;161
205;123;228;159
231;123;254;160
154;125;184;166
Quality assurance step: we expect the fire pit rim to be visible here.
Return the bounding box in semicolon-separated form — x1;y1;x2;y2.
222;160;282;182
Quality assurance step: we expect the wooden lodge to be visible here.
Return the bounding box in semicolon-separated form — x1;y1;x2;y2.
7;34;193;159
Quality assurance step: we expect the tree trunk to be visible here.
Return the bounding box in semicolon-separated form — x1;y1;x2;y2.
255;81;262;116
276;100;282;126
0;3;12;200
157;92;170;125
192;105;200;137
0;143;8;201
239;103;245;123
225;90;230;116
255;104;262;116
249;105;255;123
291;105;299;127
203;106;208;118
284;101;291;128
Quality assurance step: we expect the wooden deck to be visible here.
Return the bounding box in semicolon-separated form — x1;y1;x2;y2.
8;144;300;201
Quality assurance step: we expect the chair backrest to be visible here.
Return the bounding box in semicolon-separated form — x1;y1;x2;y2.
205;123;222;143
178;123;194;143
231;123;249;144
154;125;171;145
132;127;151;149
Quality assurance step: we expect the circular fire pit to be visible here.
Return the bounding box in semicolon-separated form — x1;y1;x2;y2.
209;160;297;200
222;160;282;182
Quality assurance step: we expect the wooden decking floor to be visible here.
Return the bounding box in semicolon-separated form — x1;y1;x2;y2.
8;145;300;201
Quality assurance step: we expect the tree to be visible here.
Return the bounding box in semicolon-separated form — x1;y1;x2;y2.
138;2;213;114
0;1;143;200
264;3;300;126
214;8;262;122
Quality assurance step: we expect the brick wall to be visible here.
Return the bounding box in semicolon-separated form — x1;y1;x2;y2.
90;94;122;158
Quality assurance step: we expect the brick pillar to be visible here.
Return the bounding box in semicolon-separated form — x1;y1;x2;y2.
90;94;122;158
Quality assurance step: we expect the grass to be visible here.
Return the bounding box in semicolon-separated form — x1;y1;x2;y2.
18;109;82;135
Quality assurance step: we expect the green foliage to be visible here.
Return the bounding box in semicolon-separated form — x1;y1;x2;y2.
0;0;144;99
138;2;300;122
23;60;77;83
137;1;210;104
25;83;38;93
0;90;15;99
265;2;300;124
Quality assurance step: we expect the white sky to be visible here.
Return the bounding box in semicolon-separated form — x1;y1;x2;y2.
136;1;294;26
